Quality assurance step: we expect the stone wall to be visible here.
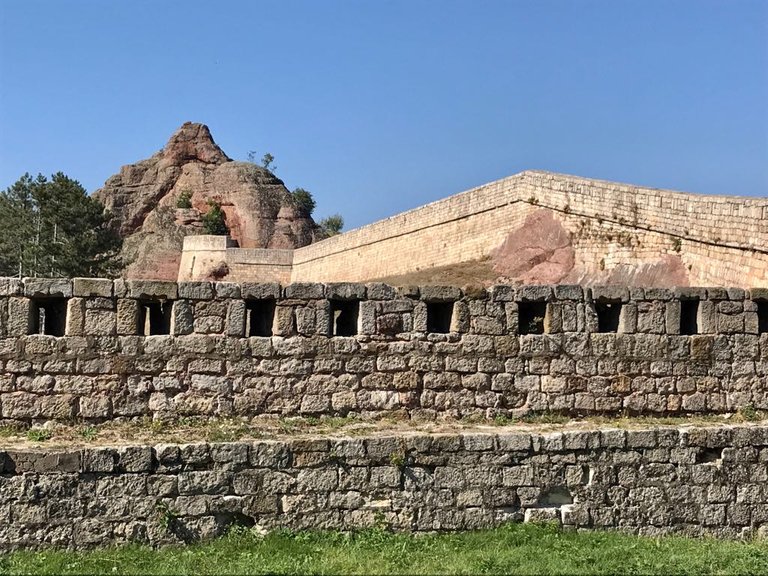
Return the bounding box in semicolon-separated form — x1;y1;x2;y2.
178;236;292;283
1;278;767;425
289;171;768;287
3;424;768;549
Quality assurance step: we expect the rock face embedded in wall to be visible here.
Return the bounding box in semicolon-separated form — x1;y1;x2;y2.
94;122;319;281
492;209;576;284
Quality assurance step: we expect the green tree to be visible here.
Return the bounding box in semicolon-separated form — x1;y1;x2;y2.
319;214;344;236
290;188;316;215
0;173;122;277
202;200;228;235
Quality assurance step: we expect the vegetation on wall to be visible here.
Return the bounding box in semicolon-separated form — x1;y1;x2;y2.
202;200;228;235
319;214;344;237
0;172;122;277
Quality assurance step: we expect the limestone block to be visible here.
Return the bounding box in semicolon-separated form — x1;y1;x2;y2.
178;281;214;300
366;283;397;300
315;302;330;336
6;297;31;337
413;302;427;332
116;299;140;335
707;288;728;300
451;301;470;333
65;298;85;336
358;301;377;335
79;396;112;419
72;278;113;297
241;282;280;300
123;280;177;300
420;285;462;302
284;283;324;299
0;278;21;296
619;303;638;334
727;288;746;301
84;309;116;336
1;391;40;418
23;277;72;298
327;282;366;300
39;394;76;419
225;300;245;337
671;288;704;301
544;303;563;333
213;282;241;299
698;301;717;334
553;285;584;301
490;285;516;302
171;300;194;335
748;287;768;302
590;286;629;303
517;285;552;302
295;307;317;335
665;301;681;335
718;313;744;334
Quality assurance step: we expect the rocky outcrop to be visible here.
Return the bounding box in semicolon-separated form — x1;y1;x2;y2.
94;122;318;280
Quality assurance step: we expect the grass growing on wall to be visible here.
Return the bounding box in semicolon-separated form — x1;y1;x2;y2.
3;523;768;576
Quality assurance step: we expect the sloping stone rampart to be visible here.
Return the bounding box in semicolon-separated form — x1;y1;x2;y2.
1;278;767;424
288;171;768;286
2;425;768;549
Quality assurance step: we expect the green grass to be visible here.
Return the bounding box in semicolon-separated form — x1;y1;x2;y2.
2;523;768;575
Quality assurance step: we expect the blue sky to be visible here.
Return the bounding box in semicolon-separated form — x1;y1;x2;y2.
1;0;766;230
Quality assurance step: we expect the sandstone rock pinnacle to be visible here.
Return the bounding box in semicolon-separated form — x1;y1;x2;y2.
94;122;319;280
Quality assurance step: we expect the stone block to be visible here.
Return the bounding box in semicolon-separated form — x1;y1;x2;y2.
178;281;214;300
366;283;397;300
665;301;681;335
517;285;552;302
66;297;86;336
172;300;194;335
327;282;366;300
490;285;516;302
117;446;154;472
283;283;325;299
590;286;629;303
123;280;177;300
0;278;22;296
214;282;242;299
72;278;113;297
644;288;673;301
241;282;281;300
553;285;584;301
226;300;246;337
23;277;72;297
116;299;140;335
420;285;462;302
85;309;117;335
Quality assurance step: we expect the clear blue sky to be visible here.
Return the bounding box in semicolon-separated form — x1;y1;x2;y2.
1;0;766;230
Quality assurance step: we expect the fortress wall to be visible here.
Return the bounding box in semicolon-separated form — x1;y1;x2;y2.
179;235;293;283
288;171;768;286
1;278;767;425
3;424;768;549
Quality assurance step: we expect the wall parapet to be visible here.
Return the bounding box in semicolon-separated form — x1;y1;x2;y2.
2;424;768;549
1;277;767;424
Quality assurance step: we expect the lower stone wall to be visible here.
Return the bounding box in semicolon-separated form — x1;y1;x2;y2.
2;424;768;550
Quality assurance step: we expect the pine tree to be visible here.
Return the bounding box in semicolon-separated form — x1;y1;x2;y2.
0;173;122;277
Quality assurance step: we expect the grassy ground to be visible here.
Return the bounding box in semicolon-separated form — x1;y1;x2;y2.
1;409;766;449
3;523;768;575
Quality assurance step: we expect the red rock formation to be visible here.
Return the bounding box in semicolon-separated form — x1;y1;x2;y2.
94;122;318;279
